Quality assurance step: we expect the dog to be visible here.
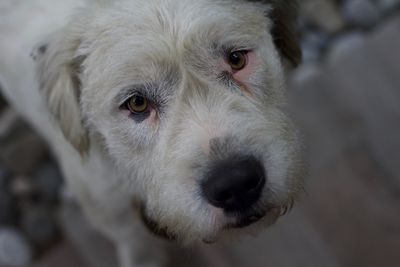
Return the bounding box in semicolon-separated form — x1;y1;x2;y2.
0;0;304;266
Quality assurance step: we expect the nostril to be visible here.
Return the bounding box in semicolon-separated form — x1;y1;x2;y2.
214;190;232;203
243;175;262;191
223;196;236;207
201;155;266;212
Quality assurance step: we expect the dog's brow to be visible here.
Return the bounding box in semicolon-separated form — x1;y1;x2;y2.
114;86;147;105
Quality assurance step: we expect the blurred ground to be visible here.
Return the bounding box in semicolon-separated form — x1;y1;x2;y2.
0;0;400;267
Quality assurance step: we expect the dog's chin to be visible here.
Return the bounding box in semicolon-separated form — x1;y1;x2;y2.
140;204;284;244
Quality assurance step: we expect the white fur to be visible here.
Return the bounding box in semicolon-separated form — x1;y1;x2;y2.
0;0;304;266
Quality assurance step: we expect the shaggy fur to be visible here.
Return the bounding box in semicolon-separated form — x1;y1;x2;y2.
0;0;304;266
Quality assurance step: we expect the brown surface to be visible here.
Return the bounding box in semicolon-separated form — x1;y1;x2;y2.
32;243;86;267
286;15;400;267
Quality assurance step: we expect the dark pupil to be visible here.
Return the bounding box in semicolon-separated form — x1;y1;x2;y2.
134;95;145;106
229;52;242;65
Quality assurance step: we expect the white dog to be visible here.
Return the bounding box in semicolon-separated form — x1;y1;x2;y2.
0;0;304;266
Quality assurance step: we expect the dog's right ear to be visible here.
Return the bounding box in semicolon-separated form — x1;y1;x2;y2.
269;0;302;68
245;0;302;68
34;27;90;154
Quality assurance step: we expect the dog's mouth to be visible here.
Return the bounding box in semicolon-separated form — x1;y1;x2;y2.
140;205;177;241
202;208;280;244
139;201;293;243
225;210;267;229
139;205;266;242
140;207;278;243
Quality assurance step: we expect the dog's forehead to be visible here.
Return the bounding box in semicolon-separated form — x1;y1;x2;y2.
87;0;271;54
80;0;274;100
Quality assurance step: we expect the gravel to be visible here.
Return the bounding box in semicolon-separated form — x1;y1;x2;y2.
0;228;33;267
342;0;381;28
327;32;366;64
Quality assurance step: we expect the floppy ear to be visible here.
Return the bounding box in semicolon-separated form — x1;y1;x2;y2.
247;0;302;68
269;0;302;68
34;27;90;153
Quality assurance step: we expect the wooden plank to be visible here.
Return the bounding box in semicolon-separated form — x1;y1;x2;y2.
366;15;400;97
287;14;400;267
323;16;400;186
302;151;400;267
226;207;339;267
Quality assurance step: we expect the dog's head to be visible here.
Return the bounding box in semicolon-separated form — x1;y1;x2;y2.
37;0;304;243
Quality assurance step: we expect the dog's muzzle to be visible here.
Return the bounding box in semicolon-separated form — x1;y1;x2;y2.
139;156;285;243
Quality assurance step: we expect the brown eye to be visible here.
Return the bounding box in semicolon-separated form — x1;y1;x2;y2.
127;94;148;113
228;51;247;70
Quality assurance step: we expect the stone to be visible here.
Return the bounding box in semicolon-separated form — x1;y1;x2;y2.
300;0;345;33
0;164;9;186
0;92;7;112
327;32;366;65
0;166;17;225
33;162;63;202
20;204;59;248
378;0;400;12
342;0;381;28
301;31;330;63
0;188;17;225
0;131;48;175
0;228;32;267
290;63;322;86
10;175;35;198
0;107;19;140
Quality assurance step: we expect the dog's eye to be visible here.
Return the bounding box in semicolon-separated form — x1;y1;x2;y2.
228;51;248;71
127;94;148;113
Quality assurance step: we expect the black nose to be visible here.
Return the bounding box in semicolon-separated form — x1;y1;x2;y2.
201;156;266;212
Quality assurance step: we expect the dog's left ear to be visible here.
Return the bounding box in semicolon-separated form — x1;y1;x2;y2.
34;26;90;154
246;0;302;68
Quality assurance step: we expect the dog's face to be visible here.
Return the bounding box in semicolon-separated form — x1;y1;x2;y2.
38;0;304;243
